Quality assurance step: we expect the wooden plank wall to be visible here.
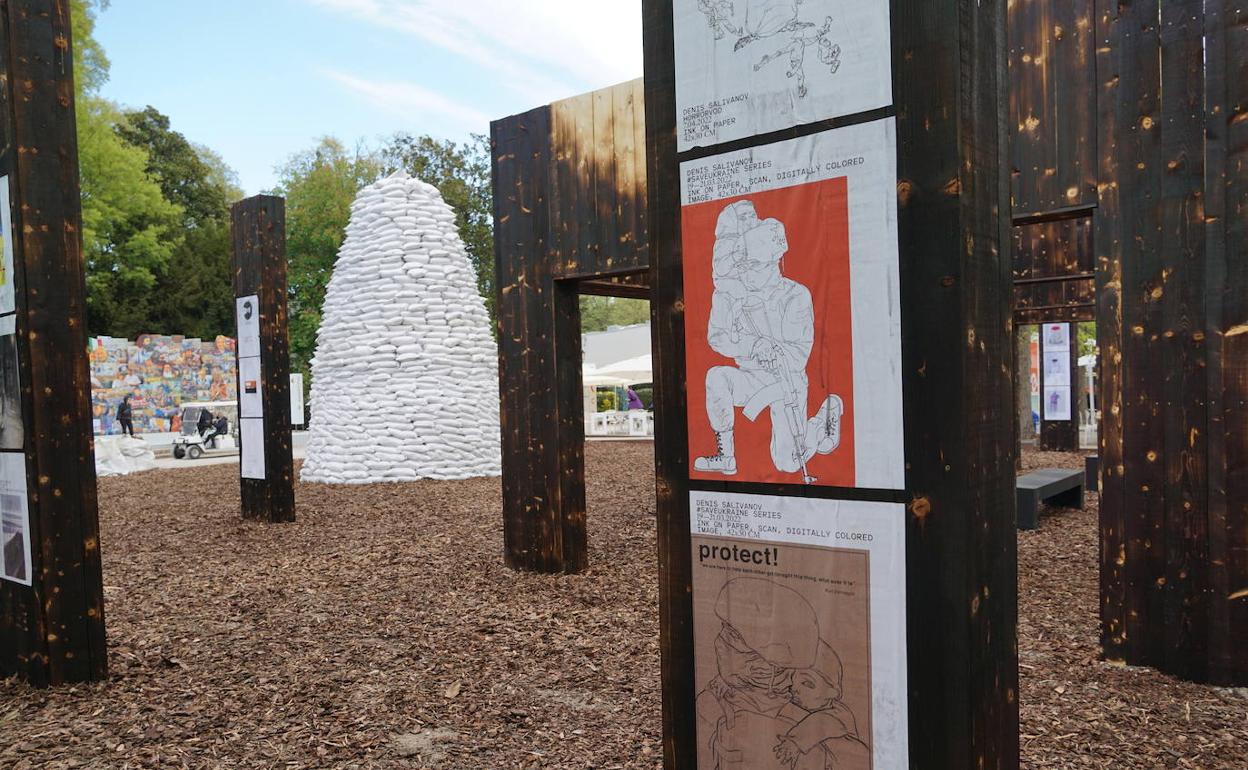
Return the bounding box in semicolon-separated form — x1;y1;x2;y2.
231;196;296;524
491;80;650;574
0;0;107;686
1007;0;1098;452
644;0;1018;766
1096;0;1248;686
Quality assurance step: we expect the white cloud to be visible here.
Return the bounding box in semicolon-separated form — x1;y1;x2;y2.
323;69;494;130
307;0;644;105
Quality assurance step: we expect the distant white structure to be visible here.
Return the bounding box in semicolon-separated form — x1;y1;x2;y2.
582;323;651;369
301;172;501;484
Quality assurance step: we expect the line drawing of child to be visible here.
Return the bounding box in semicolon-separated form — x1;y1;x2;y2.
773;641;870;769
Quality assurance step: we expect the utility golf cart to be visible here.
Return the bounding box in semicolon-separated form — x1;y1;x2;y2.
172;400;239;460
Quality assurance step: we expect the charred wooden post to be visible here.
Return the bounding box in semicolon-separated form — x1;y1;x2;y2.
230;196;296;524
1096;0;1248;687
0;0;107;686
644;0;1017;766
491;81;649;574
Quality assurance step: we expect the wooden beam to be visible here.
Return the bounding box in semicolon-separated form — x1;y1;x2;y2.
230;196;296;524
0;0;107;687
644;0;1018;766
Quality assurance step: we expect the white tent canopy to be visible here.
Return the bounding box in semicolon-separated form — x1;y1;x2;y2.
594;354;652;385
581;363;632;388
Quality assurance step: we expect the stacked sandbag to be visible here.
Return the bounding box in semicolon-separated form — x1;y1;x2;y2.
94;436;157;477
301;171;502;484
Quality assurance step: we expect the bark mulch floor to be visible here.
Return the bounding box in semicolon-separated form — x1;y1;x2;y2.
1;442;1244;768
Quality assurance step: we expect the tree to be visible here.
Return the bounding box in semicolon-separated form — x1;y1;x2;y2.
378;134;494;320
272;138;383;380
115;106;242;339
579;296;650;333
78;97;184;338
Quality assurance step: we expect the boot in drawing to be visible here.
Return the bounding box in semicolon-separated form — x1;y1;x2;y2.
695;429;738;475
811;394;843;456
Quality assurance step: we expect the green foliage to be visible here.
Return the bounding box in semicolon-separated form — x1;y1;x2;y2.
272;138;383;380
632;385;653;409
579;296;650;333
1077;321;1098;356
596;389;619;412
116;106;242;339
70;0;111;101
78;97;184;338
378;134;494;320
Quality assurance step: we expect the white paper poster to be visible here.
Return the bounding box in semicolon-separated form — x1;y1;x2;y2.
0;314;21;450
240;417;265;480
0;176;15;316
690;490;908;770
680;119;903;490
290;373;305;426
236;295;261;360
1044;386;1072;422
0;451;31;586
674;0;893;151
1043;351;1068;388
1043;322;1070;352
239;356;263;419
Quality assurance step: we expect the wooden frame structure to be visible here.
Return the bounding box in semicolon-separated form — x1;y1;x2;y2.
1010;0;1247;686
230;196;296;523
642;0;1017;766
491;79;649;573
0;0;107;686
1096;0;1247;686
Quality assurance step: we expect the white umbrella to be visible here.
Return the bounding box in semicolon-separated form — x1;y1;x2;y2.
581;363;631;388
595;354;653;384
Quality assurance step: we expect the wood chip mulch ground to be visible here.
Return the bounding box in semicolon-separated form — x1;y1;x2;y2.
1;442;1244;768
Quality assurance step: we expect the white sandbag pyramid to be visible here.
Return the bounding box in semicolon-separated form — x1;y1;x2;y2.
301;171;502;484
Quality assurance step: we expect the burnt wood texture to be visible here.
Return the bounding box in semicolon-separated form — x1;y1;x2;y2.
644;0;1018;766
0;0;107;686
491;81;650;573
1007;1;1097;326
1096;0;1247;686
230;196;295;524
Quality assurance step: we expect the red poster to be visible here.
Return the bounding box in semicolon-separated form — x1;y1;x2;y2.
683;178;856;487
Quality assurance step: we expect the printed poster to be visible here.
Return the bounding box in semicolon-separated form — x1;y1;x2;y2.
1042;351;1068;388
691;490;908;770
0;176;15;316
674;0;893;151
1044;386;1072;422
239;356;263;419
240;417;265;480
290;373;305;426
0;451;31;586
0;315;21;450
1043;322;1070;352
680;119;903;490
236;295;261;360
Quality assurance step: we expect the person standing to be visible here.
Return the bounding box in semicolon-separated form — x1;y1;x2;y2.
116;395;135;437
626;387;645;411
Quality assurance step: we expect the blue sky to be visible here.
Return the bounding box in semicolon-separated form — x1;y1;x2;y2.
94;0;643;195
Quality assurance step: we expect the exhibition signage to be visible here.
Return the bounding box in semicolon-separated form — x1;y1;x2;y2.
670;1;908;766
236;294;265;480
0;180;29;587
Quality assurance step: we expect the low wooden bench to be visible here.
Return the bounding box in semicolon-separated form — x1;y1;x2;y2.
1017;468;1084;530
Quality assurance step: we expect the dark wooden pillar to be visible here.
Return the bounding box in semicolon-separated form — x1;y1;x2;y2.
230;196;295;523
1097;0;1247;686
644;0;1017;766
0;0;107;686
491;107;587;573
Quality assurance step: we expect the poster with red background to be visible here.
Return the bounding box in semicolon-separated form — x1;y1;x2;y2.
683;178;857;487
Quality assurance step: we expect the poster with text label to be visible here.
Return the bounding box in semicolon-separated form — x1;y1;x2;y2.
236;295;261;360
680;119;903;490
691;490;907;770
0;451;31;586
674;0;892;151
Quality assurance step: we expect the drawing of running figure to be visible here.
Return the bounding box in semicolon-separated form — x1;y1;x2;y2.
694;201;842;484
696;0;842;98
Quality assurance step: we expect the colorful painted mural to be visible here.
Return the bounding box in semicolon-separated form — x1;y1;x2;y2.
89;334;237;435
